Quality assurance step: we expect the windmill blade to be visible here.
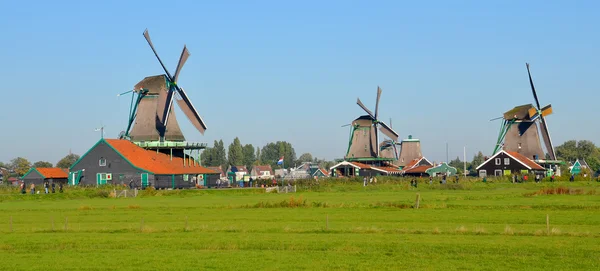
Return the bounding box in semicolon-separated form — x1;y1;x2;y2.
539;116;556;160
378;121;399;141
356;98;374;118
526;63;542;110
117;90;133;97
143;29;174;81
541;104;553;117
341;124;352;127
175;87;207;134
158;88;176;127
375;86;382;119
490;116;504;121
173;45;190;83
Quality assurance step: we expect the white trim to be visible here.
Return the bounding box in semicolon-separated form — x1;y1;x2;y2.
369;167;389;174
330;161;361;170
475;150;532;170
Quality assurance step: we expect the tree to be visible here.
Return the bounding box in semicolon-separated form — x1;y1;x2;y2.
297;153;313;164
468;151;485;172
255;147;261;164
448;156;467;175
556;140;600;173
56;154;80;169
228;137;244;167
11;157;31;176
260;141;297;169
214;140;228;171
33;161;53;168
242;144;256;171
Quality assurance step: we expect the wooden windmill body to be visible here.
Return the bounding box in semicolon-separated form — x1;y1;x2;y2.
492;63;559;173
344;87;400;165
118;29;208;159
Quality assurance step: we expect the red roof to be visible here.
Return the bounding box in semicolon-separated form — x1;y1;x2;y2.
506;151;544;170
104;139;217;175
403;158;421;169
375;166;403;173
350;162;371;169
36;168;69;179
319;168;329;176
253;165;273;175
206;167;225;177
403;165;433;174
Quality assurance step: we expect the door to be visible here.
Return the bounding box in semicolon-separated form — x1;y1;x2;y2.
141;173;149;189
96;173;108;186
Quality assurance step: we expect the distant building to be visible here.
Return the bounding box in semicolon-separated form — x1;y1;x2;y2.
250;165;274;179
22;168;69;186
206;166;226;179
401;157;434;176
330;161;402;177
227;165;249;182
70;138;218;189
475;150;544;177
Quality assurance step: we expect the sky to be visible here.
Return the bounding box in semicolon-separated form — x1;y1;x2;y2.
0;0;598;165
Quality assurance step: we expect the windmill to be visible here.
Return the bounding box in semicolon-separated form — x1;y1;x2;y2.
379;118;402;161
118;29;207;143
345;86;399;163
492;63;556;161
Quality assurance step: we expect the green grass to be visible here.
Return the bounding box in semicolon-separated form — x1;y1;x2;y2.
1;180;599;270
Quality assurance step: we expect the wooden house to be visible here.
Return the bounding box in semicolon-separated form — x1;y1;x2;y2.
70;138;218;189
330;161;402;177
475;150;544;177
21;167;69;185
401;157;434;176
250;165;274;179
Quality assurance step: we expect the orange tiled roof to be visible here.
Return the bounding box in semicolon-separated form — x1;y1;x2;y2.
403;157;423;169
403;165;433;174
350;162;371;169
319;168;329;176
36;168;69;179
506;151;544;170
104;139;217;175
375;166;403;173
254;165;273;174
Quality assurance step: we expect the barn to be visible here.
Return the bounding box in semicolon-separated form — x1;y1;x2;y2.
69;138;218;189
21;168;69;186
476;150;545;177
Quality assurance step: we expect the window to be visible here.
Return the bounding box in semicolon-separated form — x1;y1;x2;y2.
99;158;107;167
183;174;189;181
494;170;503;176
504;158;510;165
495;158;501;165
479;170;487;177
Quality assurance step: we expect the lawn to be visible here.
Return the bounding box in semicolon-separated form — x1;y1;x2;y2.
0;180;599;270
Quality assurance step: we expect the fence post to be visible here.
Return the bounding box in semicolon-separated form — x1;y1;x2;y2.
326;214;329;230
64;217;68;231
185;216;188;232
546;214;550;235
141;218;144;232
125;190;127;198
415;193;421;209
10;216;13;232
52;217;55;231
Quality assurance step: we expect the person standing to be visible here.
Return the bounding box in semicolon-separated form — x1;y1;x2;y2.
20;182;26;194
570;174;575;182
59;183;64;193
44;181;49;194
51;182;56;193
363;176;367;187
30;183;36;195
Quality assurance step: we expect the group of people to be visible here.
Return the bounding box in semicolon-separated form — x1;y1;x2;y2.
362;176;377;186
19;181;63;194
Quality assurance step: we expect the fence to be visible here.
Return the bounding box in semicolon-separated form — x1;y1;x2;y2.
277;185;297;193
113;189;138;198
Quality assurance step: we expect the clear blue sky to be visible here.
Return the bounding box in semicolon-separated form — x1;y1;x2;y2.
0;0;598;165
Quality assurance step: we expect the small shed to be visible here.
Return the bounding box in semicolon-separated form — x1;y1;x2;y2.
22;168;69;185
425;163;458;177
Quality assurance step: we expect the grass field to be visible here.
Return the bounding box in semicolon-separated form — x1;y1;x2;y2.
1;180;599;270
